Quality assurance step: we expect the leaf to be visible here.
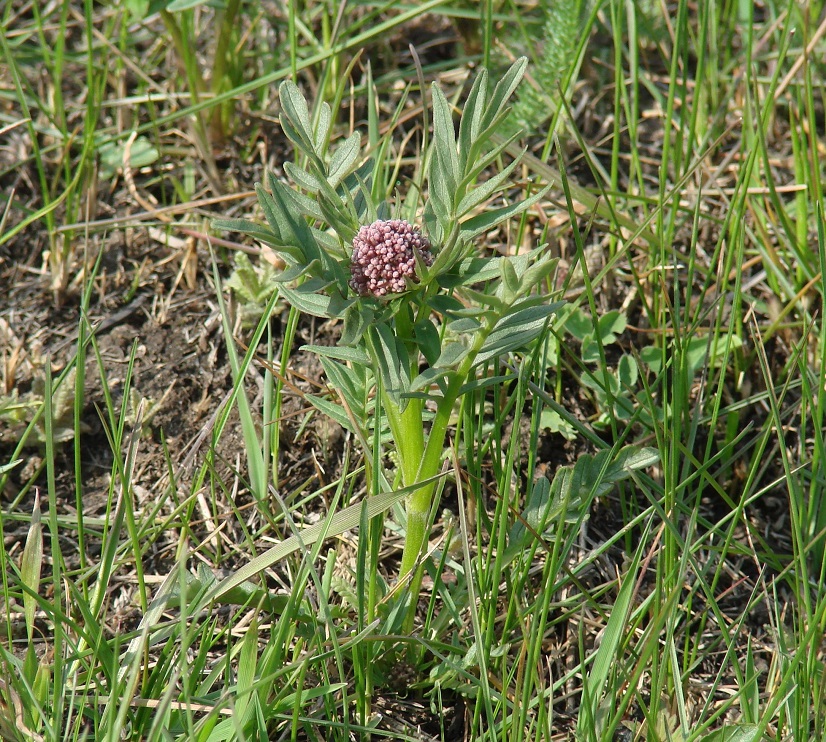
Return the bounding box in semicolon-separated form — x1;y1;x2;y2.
277;281;333;317
437;255;505;288
577;527;644;739
302;344;370;366
278;80;318;159
459;185;550;241
455;156;522;218
612;445;659;472
457;68;488;168
458;373;517;395
428;156;455;230
539;407;578;440
272;260;318;284
314;101;332;151
234;617;259;722
266;174;320;261
447;317;482;334
504;474;582;565
165;0;210;9
21;491;42;643
319;356;373;424
369;324;410;406
431;84;460;194
597;310;627;344
434;340;471;369
409;366;456;395
98;135;159;180
413;318;442;366
518;253;559;293
482;57;528;131
427;294;466;314
698;725;762;742
340;303;373;346
284;161;323;193
328;131;362;187
617;354;638;387
475;301;563;365
501;257;520;303
288;189;326;222
306;394;355;433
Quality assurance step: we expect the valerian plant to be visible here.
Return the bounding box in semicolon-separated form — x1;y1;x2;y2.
214;59;562;609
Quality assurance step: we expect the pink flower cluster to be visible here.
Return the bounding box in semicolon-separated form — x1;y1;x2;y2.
349;219;433;298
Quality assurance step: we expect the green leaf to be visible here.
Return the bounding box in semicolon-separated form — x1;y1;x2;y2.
501;257;520;303
284;161;323;193
447;317;482;333
427;294;466;314
265;174;320;260
319;356;371;419
98;134;159;180
563;306;592;340
434;340;470;369
458;373;517;395
234;617;259;721
288;189;326;222
518;252;558;293
328;131;362;187
414;318;442;366
369;324;410;406
475;301;563;365
302;344;370;365
279;80;319;160
617;354;638;387
408;366;455;396
612;445;659;472
597;310;627;344
165;0;210;10
431;84;460;194
455;156;522;218
428;157;454;230
438;255;505;288
457;68;488;168
539;407;578;440
306;394;355;433
577;524;644;739
698;725;762;742
314;101;332;151
272;260;318;284
460;185;550;241
21;491;42;643
482;57;528;131
277;281;334;317
341;303;373;346
504;474;582;565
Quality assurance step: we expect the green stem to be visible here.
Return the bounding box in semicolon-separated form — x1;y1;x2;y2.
396;382;459;581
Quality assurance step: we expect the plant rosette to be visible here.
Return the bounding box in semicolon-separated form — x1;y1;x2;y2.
214;59;563;612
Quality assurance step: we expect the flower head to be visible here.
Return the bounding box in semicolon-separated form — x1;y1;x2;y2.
349;219;433;298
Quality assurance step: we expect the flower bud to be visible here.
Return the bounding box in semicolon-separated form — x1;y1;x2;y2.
349;219;433;297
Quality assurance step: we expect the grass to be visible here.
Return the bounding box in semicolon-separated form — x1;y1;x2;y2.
1;0;825;740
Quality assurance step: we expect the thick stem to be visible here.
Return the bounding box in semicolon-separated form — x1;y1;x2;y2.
396;316;493;584
396;375;463;581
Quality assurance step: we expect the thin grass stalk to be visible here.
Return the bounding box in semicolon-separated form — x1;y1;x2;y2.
42;365;65;739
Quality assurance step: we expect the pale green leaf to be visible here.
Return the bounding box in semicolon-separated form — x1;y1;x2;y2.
21;491;42;643
459;185;550;241
328;131;362;187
